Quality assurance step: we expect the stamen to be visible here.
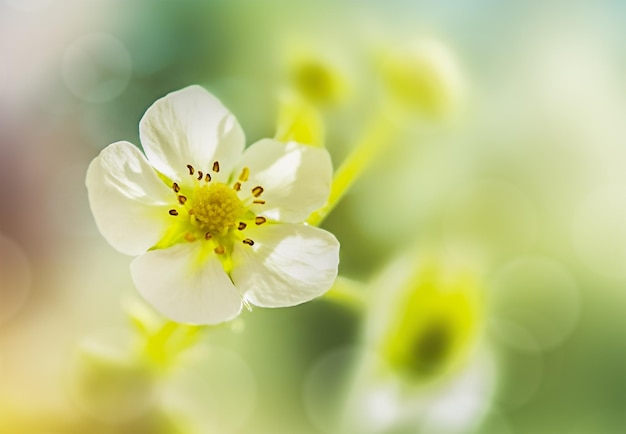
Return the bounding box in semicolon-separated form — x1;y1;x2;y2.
187;164;195;175
185;233;196;242
214;245;225;254
238;222;247;230
169;209;179;216
239;167;250;182
172;182;180;193
233;182;241;191
189;183;244;236
243;238;255;246
212;161;220;172
205;173;211;182
178;195;187;205
253;200;266;205
255;216;267;225
205;232;212;240
252;186;264;197
197;170;203;181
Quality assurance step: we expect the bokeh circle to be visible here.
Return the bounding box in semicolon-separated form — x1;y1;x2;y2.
62;33;132;104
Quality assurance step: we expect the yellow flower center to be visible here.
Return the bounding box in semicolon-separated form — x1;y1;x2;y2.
190;183;244;236
382;264;483;383
162;161;266;254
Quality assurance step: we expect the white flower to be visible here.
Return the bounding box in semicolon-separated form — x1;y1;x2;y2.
86;85;340;325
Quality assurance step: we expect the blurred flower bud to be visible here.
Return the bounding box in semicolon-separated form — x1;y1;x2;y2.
275;92;325;147
124;297;203;370
69;336;156;424
371;255;484;383
381;38;465;122
288;54;348;107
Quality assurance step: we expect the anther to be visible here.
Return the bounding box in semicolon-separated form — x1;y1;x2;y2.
185;233;196;242
205;173;211;182
178;195;187;205
253;200;266;205
187;164;195;175
238;222;247;230
172;182;180;193
239;167;250;182
212;161;220;172
243;238;255;246
205;232;212;240
197;170;203;181
233;182;241;191
169;209;179;216
214;245;225;254
252;186;264;197
255;216;267;225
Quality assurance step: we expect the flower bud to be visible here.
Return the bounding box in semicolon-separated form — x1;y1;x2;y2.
381;38;465;122
288;54;348;107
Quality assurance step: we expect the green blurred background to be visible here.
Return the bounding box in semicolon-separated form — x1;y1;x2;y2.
2;0;626;433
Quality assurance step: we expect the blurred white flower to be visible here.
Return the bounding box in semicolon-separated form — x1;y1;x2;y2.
364;254;484;385
337;252;493;434
86;85;340;325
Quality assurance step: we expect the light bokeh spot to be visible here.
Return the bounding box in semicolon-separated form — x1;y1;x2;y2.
444;180;538;259
62;33;132;103
0;233;31;325
303;346;361;434
572;184;626;280
489;256;580;351
488;319;544;409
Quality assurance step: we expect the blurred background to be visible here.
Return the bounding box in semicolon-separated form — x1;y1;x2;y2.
2;0;626;433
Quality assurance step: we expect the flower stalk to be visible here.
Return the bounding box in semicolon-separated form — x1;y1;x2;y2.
323;276;367;310
306;115;395;227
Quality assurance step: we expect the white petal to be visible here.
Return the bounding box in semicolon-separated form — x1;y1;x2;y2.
85;141;175;256
231;223;340;308
236;139;332;222
131;243;242;325
139;85;245;183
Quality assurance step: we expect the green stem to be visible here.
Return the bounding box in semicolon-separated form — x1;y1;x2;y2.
309;113;396;309
306;114;395;227
324;276;367;310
